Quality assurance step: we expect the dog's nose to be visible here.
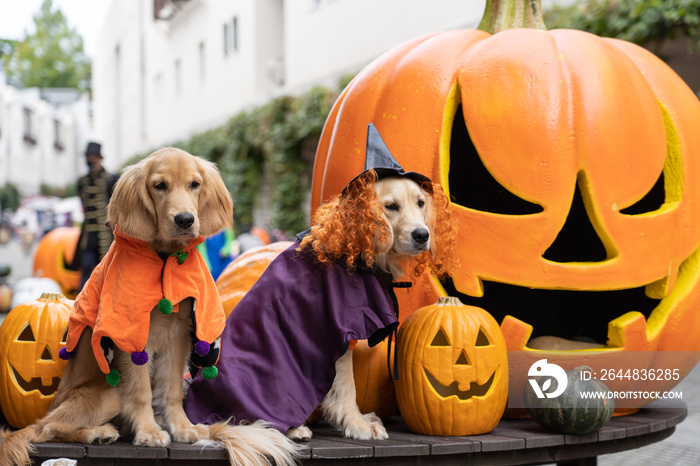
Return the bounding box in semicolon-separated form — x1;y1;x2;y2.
174;213;195;229
412;228;430;245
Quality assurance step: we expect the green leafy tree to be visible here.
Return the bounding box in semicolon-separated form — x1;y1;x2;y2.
545;0;700;50
2;0;89;91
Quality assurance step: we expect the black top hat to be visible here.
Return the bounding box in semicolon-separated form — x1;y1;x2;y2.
85;142;102;158
343;123;432;194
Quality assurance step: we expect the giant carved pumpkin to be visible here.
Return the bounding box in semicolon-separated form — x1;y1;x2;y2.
0;293;72;428
311;0;700;408
33;226;82;299
396;297;508;435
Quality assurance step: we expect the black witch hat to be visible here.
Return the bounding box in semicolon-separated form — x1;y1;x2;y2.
343;123;432;193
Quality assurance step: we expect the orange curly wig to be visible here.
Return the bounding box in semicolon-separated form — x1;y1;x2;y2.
299;170;458;280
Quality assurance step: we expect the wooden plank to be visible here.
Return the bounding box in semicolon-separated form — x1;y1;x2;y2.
596;423;627;442
304;435;374;460
309;427;430;458
491;424;565;448
563;432;598;445
461;433;525;452
382;428;481;456
31;442;86;459
83;441;168;459
606;417;651;437
167;442;228;461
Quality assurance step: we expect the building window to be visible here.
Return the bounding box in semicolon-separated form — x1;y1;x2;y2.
223;23;229;56
199;41;206;85
232;16;238;51
53;119;64;151
23;108;36;145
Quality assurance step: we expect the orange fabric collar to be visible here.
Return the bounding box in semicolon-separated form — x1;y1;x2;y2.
65;229;226;374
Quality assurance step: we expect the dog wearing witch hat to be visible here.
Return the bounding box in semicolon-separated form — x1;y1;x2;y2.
184;124;457;440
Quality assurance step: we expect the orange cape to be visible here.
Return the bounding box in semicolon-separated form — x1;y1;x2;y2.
64;229;226;374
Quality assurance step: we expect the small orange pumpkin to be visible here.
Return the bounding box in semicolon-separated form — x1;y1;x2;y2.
33;227;82;299
216;242;293;316
352;339;397;420
0;293;72;428
396;297;508;436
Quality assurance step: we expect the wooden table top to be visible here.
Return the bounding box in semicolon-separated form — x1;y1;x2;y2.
24;401;687;465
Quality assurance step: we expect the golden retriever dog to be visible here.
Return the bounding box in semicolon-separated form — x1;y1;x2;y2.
290;173;456;440
0;148;298;466
183;167;456;442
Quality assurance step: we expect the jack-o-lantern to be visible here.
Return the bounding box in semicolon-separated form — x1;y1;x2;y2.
311;0;700;407
0;293;72;428
396;297;508;435
33;227;82;299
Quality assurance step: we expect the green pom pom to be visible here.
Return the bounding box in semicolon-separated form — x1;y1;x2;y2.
158;298;173;315
202;366;218;380
106;369;120;387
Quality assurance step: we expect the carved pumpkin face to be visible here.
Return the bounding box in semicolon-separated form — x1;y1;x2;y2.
0;293;72;428
396;297;507;435
311;27;700;403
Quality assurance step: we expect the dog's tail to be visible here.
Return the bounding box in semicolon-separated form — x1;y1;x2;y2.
203;420;301;466
0;424;43;466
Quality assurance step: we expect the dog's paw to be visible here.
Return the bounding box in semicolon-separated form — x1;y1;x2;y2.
343;415;388;440
286;425;313;441
89;424;120;444
133;428;171;447
171;423;209;443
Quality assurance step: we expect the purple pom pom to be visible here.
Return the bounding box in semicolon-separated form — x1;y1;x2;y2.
59;348;73;360
195;340;210;357
131;351;149;365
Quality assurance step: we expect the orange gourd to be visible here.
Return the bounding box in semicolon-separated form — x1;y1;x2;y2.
396;297;508;435
0;293;72;428
216;242;293;316
311;0;700;407
33;227;82;299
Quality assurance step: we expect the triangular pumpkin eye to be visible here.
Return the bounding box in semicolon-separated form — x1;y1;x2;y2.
17;324;35;342
41;347;53;361
448;103;543;215
455;351;470;365
430;328;451;347
475;328;491;346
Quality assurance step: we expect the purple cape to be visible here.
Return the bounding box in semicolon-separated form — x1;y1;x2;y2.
183;242;399;432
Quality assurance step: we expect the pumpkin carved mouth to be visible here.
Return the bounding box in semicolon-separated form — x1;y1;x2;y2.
425;369;496;400
10;364;61;396
442;278;661;345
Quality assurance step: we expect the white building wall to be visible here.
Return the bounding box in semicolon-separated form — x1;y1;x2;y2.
0;82;87;195
93;0;570;168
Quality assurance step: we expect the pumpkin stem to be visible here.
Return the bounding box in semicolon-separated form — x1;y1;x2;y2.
436;296;464;307
478;0;547;34
38;292;67;301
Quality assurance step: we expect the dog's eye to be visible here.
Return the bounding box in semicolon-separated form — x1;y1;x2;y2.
385;203;400;211
190;181;200;189
154;182;167;191
417;200;425;208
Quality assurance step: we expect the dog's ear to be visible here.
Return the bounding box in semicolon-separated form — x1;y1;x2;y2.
198;160;234;237
107;159;157;240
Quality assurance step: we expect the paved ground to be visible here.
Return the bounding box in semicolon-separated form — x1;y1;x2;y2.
1;237;699;464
